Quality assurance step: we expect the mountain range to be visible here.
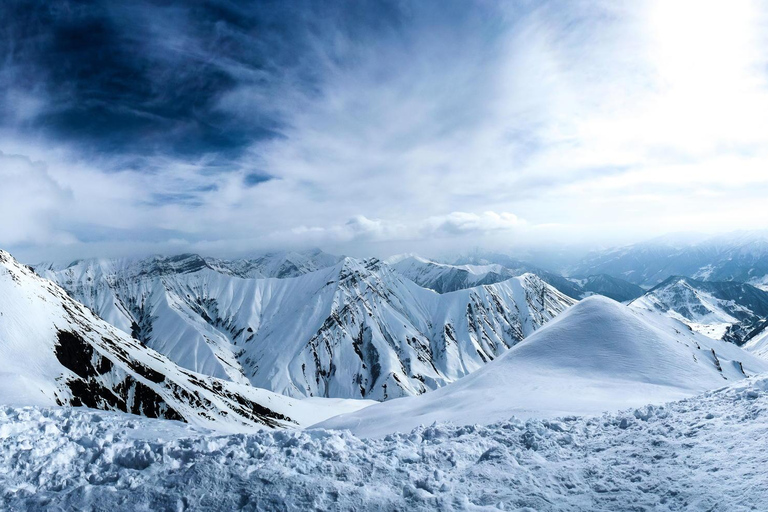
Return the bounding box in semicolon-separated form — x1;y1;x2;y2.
35;253;575;401
629;276;768;345
568;231;768;289
3;237;768;510
8;245;768;438
318;295;768;437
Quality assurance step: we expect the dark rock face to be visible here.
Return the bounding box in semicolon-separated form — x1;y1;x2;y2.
54;330;183;421
138;254;211;277
55;330;113;379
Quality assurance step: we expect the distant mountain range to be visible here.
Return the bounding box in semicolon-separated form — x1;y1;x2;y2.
629;276;768;346
392;255;645;302
568;231;768;289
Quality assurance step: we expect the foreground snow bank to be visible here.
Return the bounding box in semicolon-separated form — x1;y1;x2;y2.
2;375;768;511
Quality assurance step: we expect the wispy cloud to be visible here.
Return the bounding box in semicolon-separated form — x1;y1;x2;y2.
2;0;768;261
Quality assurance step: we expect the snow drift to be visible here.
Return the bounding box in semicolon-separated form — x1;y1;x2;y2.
317;295;768;437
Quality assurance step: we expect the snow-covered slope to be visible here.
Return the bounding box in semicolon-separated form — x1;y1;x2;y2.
317;296;768;438
36;256;575;400
629;276;768;345
3;373;768;510
745;329;768;357
393;255;644;301
0;250;371;432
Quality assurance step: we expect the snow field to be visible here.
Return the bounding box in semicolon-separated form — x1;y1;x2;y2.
1;374;767;511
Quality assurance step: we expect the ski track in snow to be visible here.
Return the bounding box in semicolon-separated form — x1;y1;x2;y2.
2;375;767;511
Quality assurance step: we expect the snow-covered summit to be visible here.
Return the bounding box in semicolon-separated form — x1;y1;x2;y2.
391;255;518;293
206;249;343;279
317;295;768;437
35;249;343;282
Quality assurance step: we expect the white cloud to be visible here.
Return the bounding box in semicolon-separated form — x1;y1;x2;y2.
423;212;525;236
0;152;75;246
4;1;768;260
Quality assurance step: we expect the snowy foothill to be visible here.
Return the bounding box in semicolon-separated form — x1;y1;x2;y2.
318;295;768;438
2;374;768;511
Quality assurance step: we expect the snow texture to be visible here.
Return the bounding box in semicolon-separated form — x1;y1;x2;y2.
1;374;768;511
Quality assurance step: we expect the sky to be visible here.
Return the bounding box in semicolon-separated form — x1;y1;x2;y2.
2;0;768;263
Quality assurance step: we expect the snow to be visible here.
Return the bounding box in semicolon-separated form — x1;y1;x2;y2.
745;326;768;358
630;281;742;337
391;255;521;293
2;374;768;511
317;296;768;438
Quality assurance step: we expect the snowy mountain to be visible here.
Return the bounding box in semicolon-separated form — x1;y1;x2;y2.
392;255;643;301
570;274;645;301
744;324;768;358
570;231;768;288
0;250;371;432
317;295;768;438
629;276;768;345
390;255;527;293
35;255;575;400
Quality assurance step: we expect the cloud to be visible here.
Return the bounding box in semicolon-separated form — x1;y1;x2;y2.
0;152;74;246
2;0;768;261
424;212;525;236
287;211;526;246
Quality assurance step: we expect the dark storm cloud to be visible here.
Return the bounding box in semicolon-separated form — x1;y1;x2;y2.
0;0;404;164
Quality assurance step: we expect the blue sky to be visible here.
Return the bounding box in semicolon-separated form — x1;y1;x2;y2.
2;0;768;262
